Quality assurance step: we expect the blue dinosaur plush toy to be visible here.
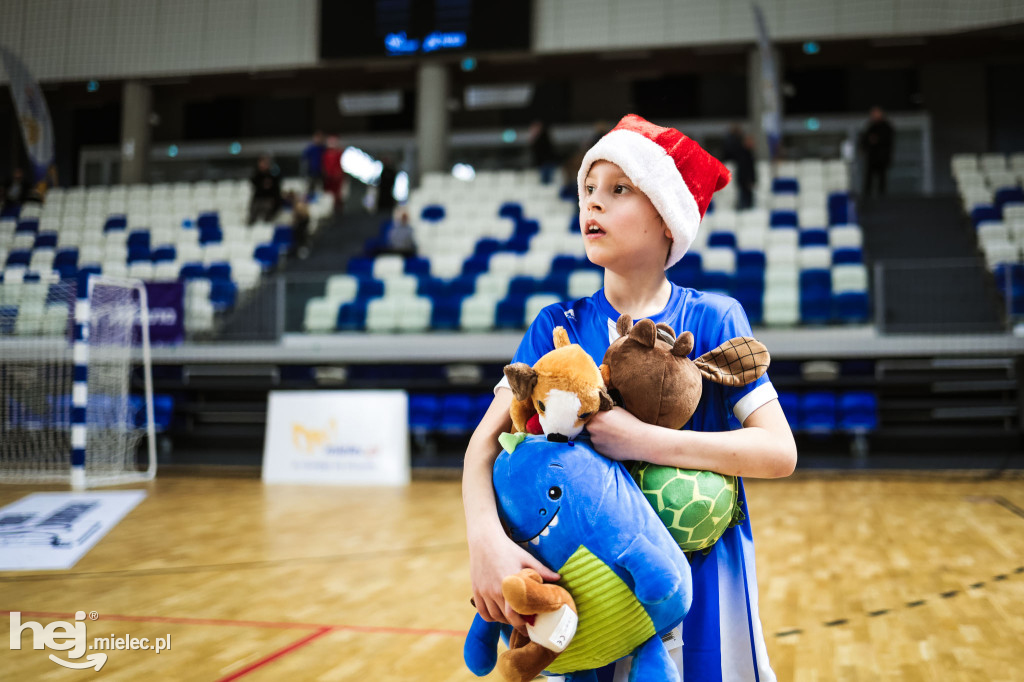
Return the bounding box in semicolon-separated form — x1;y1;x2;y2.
464;434;692;682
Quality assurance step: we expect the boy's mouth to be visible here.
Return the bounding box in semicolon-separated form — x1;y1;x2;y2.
584;219;605;237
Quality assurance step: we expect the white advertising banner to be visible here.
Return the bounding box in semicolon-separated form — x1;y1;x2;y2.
0;491;146;571
262;390;409;486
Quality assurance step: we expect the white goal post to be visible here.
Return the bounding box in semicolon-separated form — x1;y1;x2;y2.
0;274;156;489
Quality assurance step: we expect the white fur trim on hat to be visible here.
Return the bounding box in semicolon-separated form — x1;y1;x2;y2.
577;128;702;269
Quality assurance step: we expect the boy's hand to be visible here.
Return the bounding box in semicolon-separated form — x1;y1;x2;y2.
469;530;560;633
586;407;655;462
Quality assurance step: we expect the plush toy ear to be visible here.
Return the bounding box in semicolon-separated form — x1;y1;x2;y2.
504;363;539;401
627;318;657;348
552;326;570;349
655;323;676;346
693;337;770;387
598;387;614;411
671;331;694;358
615;314;633;338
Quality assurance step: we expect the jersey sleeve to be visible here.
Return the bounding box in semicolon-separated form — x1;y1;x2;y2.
493;305;560;394
715;302;778;425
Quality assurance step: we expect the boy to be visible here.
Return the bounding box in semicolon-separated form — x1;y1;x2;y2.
463;115;797;681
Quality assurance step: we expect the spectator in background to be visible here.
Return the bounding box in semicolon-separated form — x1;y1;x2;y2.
722;125;757;210
382;207;416;258
248;155;282;225
860;106;894;198
528;120;559;184
377;156;398;216
286;192;311;260
3;167;30;216
302;131;326;197
321;135;345;217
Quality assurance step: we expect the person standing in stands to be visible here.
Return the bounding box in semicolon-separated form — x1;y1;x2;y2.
321;136;345;218
528;120;560;184
722;124;757;210
247;155;281;225
860;106;894;199
377;156;398;216
2;167;30;216
302;131;326;197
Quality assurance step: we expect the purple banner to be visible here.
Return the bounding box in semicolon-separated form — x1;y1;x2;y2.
140;281;184;346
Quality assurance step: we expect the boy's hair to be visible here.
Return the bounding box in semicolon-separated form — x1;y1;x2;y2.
578;114;730;269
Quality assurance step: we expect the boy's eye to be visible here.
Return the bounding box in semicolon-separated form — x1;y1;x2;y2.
585;185;595;194
614;184;630;194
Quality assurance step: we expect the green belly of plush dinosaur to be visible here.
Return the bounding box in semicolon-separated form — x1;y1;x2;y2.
544;545;656;674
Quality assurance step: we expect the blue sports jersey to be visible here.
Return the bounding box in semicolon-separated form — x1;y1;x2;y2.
497;283;778;682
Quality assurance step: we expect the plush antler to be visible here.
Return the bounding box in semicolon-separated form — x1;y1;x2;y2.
692;337;770;387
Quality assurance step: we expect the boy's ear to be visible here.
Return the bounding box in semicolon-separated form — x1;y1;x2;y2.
504;363;538;401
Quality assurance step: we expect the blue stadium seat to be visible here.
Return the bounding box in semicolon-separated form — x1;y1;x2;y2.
505;234;531;253
508;276;537;298
211;278;238;311
421;205;446;222
735;263;766;289
438;394;476;434
127;230;151;249
777;392;799;430
6;249;31;267
0;203;19;219
199;225;223;245
832;247;863;265
800;270;832;323
993;263;1024;296
54;248;79;278
838;392;878;432
272;225;293;252
498;202;523;220
994;187;1024;213
336;301;368;330
0;305;17;334
34;231;58;248
178;262;206;280
103;215;127;232
404;257;430;277
550;255;578;275
736;250;766;271
834;292;870;323
127;245;151;263
430;295;463;330
800;392;837;432
151;245;176;263
772;178;799;194
15;218;38;233
828;193;851;226
253;244;279;270
462;255;489;278
701;271;733;293
770;210;798;228
559;184;577;202
448;275;476;298
495;296;526;329
197;212;219;230
666;252;702;287
475;394;493;423
207;262;232;281
799;229;829;247
708;231;737;249
538;273;569;299
734;286;764;324
473;238;501;261
356;277;385;299
409;394;441;433
418;276;446;299
346;256;373;277
970;205;1001;227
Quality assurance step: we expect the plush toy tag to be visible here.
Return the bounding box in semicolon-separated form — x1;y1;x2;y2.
660;624;683;651
498;431;527;454
527;603;578;653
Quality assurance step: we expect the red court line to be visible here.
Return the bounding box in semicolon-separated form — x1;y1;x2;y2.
1;609;467;638
215;626;332;682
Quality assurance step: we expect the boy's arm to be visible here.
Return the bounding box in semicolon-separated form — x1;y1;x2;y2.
587;399;797;479
463;388;560;629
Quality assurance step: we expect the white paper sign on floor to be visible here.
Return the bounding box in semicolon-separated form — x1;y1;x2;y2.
262;390;409;486
0;490;146;571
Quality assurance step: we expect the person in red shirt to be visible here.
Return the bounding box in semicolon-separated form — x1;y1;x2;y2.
320;135;345;216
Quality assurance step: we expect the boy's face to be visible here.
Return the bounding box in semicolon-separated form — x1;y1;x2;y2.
580;161;672;272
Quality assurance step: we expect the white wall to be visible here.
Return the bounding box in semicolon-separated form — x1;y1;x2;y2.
0;0;318;84
533;0;1024;52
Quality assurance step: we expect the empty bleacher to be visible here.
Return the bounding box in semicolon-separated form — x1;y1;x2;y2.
302;160;868;333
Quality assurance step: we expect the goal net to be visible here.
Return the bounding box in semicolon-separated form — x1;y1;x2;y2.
0;275;156;488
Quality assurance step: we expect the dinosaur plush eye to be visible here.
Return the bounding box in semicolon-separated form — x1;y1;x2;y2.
579;412;592;420
538;401;546;413
548;486;561;500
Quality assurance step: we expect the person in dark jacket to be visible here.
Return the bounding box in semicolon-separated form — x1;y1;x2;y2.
722;125;757;210
248;155;282;225
860;106;894;198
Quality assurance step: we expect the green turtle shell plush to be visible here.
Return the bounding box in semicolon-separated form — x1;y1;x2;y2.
599;314;769;552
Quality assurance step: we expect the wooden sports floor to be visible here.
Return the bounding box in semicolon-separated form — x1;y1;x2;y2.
2;471;1023;681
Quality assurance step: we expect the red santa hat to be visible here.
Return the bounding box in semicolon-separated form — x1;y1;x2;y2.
577;114;731;269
